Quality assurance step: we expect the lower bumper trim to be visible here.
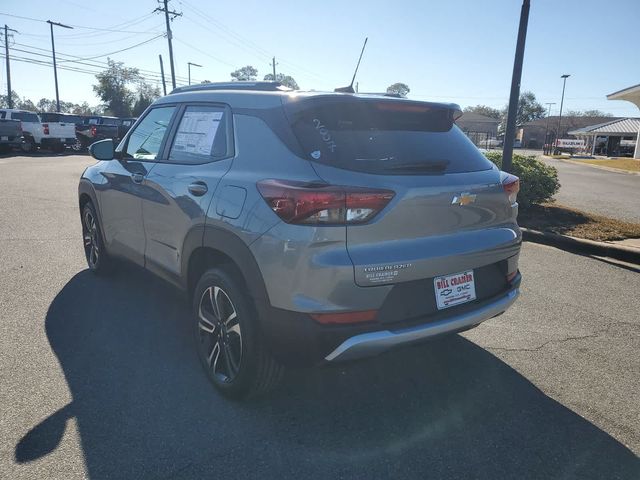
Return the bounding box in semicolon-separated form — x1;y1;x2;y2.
325;288;519;362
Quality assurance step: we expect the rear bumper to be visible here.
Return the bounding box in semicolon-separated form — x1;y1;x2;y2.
258;273;521;366
325;287;519;362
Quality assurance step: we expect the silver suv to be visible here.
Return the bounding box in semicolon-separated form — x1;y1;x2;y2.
78;82;522;399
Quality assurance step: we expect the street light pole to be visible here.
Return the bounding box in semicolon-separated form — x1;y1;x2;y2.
543;102;556;154
47;20;73;112
187;61;202;85
501;0;531;173
555;74;570;153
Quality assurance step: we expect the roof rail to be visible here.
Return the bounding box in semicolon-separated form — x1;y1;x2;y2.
169;81;292;95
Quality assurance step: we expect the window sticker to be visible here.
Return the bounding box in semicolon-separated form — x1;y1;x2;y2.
173;110;223;156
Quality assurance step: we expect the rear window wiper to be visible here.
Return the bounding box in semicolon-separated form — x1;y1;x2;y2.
387;161;449;173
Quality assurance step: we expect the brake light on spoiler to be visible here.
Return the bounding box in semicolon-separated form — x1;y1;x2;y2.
257;179;394;225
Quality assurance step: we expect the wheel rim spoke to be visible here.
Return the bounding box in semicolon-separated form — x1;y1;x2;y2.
198;284;243;382
208;341;221;372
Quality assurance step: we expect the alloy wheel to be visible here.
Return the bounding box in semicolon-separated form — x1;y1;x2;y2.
197;286;243;383
83;209;100;269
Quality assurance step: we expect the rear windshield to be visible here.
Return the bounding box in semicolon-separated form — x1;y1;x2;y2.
40;113;84;123
285;98;493;174
12;112;40;123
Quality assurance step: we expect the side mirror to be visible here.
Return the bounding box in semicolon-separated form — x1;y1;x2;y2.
88;139;114;161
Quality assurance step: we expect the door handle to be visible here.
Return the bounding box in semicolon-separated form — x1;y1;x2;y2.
131;172;144;184
188;181;208;197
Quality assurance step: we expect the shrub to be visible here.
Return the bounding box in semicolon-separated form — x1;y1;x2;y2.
484;151;560;208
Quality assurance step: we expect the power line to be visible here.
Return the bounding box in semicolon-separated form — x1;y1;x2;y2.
12;42;193;82
57;34;163;62
154;0;181;90
0;12;164;34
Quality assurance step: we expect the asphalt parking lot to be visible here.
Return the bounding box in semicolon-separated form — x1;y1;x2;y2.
1;154;639;479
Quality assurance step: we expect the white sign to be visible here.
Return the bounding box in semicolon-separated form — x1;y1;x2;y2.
555;139;584;148
434;270;476;310
172;110;223;156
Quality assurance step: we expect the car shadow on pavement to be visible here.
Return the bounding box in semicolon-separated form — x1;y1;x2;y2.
16;266;640;479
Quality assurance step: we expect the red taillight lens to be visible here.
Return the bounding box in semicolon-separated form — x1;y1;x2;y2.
501;172;520;204
90;125;97;137
257;179;394;225
310;310;377;325
506;271;518;282
43;123;50;135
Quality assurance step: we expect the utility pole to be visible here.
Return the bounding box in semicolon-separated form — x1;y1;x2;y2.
159;54;167;95
4;25;17;109
154;0;181;90
543;102;556;154
187;61;202;85
555;74;570;153
47;20;73;112
271;56;277;81
501;0;530;173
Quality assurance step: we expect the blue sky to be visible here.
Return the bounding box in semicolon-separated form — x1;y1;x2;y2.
1;0;639;116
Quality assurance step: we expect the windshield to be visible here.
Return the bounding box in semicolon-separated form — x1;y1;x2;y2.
286;98;493;174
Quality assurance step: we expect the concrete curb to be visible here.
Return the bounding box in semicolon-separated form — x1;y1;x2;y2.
521;228;640;265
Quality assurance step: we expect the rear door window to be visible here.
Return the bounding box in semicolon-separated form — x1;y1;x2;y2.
285;97;493;174
167;105;231;164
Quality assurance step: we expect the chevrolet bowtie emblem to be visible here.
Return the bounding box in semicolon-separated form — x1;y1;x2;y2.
451;193;477;206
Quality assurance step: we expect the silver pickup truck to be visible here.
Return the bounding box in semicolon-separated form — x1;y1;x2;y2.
0;118;22;154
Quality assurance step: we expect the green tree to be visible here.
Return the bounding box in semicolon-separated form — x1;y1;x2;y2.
386;82;410;97
263;73;299;89
18;98;37;111
499;91;546;133
463;105;502;119
565;109;612;117
230;65;258;81
93;59;141;117
0;90;21;108
132;81;161;116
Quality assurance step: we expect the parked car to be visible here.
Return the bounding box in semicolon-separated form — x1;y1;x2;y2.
77;116;120;149
0;109;76;153
116;117;137;140
40;112;87;152
0;117;22;154
79;82;522;399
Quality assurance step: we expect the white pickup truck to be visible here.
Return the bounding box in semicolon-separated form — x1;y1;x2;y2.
0;109;76;153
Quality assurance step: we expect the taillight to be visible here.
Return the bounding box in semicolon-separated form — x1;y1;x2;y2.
310;310;377;325
257;179;394;225
43;123;50;135
90;125;97;137
501;172;520;204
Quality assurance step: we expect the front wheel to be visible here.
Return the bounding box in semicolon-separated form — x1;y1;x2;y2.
193;268;284;399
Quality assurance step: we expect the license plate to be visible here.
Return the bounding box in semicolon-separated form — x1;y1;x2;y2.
1;136;7;141
434;270;476;310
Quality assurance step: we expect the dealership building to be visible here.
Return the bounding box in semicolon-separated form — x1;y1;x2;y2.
606;83;640;158
568;117;640;157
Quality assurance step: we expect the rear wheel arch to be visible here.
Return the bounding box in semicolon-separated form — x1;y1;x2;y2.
183;226;269;308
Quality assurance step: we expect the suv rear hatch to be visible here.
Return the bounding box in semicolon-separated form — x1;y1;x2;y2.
283;95;520;288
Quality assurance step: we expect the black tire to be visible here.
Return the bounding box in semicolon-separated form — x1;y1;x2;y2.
0;144;11;155
20;139;35;154
193;268;284;400
81;202;113;274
